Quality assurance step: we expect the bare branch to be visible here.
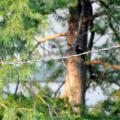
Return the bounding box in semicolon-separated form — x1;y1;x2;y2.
14;80;20;96
54;81;65;98
77;11;109;25
14;70;20;96
110;81;120;87
39;33;67;43
87;60;120;70
109;18;119;38
28;33;67;57
93;11;109;18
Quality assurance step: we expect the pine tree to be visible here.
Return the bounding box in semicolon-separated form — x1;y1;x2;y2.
0;0;120;118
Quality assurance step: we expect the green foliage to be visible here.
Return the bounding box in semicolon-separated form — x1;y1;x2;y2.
47;64;64;81
29;0;75;14
94;0;120;41
0;0;120;119
0;0;47;57
93;41;120;85
90;88;120;119
0;0;73;97
0;89;120;120
3;107;17;120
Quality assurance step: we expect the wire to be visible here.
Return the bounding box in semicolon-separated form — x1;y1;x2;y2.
0;45;120;65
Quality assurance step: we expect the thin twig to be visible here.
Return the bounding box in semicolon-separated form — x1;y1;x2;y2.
28;80;36;113
14;80;20;96
14;70;20;96
37;95;52;117
54;81;65;98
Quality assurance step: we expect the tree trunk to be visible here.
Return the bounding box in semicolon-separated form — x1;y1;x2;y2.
63;0;92;111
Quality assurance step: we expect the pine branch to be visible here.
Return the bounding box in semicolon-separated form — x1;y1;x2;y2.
97;0;110;10
109;18;119;38
27;80;36;113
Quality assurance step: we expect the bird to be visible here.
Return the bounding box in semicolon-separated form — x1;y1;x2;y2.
75;44;86;61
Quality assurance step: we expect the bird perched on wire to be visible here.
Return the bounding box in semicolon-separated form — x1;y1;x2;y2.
75;44;86;62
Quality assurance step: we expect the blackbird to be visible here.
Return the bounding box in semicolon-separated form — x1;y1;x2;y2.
75;44;86;61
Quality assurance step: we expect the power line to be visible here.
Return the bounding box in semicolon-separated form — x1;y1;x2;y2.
0;45;120;65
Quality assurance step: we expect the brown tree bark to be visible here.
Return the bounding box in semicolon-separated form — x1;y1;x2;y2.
63;0;92;111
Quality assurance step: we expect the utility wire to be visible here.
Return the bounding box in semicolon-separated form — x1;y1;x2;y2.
0;45;120;65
